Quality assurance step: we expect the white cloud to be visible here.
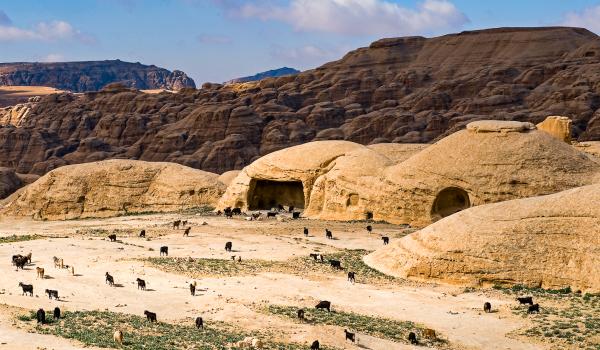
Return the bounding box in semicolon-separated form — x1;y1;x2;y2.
561;5;600;33
41;53;66;62
234;0;468;36
197;33;233;44
0;17;95;43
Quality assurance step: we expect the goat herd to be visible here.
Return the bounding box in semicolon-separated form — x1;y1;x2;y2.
7;213;543;349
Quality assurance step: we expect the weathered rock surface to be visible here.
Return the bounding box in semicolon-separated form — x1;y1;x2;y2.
0;60;195;92
0;167;22;199
0;159;225;220
2;27;600;178
537;115;572;142
364;184;600;292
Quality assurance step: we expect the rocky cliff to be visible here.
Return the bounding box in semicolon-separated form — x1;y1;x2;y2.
226;67;300;84
0;60;196;92
1;27;600;177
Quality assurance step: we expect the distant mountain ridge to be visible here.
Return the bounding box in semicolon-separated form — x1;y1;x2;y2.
226;67;300;84
0;60;195;92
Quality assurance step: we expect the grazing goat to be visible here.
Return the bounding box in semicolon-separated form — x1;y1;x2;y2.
12;254;23;265
315;300;331;312
173;220;182;229
45;289;59;300
317;254;324;262
310;340;320;349
366;225;372;233
408;331;418;344
309;253;318;261
292;212;300;219
517;296;534;305
160;246;168;256
183;227;190;237
108;234;117;242
54;307;61;320
14;256;27;270
36;308;45;324
297;309;305;321
36;267;44;279
347;272;356;283
190;282;196;296
195;316;203;329
329;260;342;270
225;241;233;252
382;236;389;245
144;310;157;322
325;229;333;239
232;207;242;215
113;330;123;345
106;272;114;286
19;282;33;296
484;302;492;313
139;229;146;238
304;227;309;236
136;278;146;290
267;211;277;218
344;329;356;343
527;304;540;314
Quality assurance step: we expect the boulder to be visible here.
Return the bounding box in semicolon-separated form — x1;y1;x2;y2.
536;116;572;142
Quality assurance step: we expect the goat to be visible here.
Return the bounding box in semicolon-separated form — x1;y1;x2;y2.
232;207;242;215
25;252;32;263
182;220;188;227
344;329;356;343
366;225;372;233
252;212;261;220
288;206;295;213
160;246;168;256
310;340;320;350
190;282;196;296
113;330;123;345
106;272;114;286
382;236;389;245
36;267;44;279
408;331;418;344
173;220;181;229
315;300;331;312
317;254;324;263
292;212;300;219
14;256;27;270
144;310;157;322
53;256;62;269
139;229;146;238
329;260;342;270
527;304;540;314
183;227;190;237
297;309;305;321
225;241;233;252
108;234;117;242
267;211;277;218
195;316;203;329
53;307;61;320
12;254;23;265
517;296;534;305
225;211;233;219
309;253;318;261
325;229;333;239
484;302;492;313
278;204;284;212
36;308;45;324
136;278;146;290
347;272;356;283
216;210;223;216
238;256;242;262
19;282;33;296
304;227;309;236
45;289;59;300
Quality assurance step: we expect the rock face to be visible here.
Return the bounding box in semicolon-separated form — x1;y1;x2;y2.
537;116;572;142
0;60;195;92
0;159;225;220
226;67;300;84
2;27;600;177
221;121;600;226
364;184;600;292
0;167;22;199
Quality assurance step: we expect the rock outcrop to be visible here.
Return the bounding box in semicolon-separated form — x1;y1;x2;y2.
0;159;225;220
2;27;600;177
0;167;22;199
364;184;600;292
537;116;572;142
226;67;300;84
0;60;195;92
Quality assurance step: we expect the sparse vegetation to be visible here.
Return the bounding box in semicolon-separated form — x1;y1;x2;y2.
265;305;449;348
18;309;337;350
0;234;43;244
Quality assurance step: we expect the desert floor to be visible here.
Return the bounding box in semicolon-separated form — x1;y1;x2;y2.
0;213;553;350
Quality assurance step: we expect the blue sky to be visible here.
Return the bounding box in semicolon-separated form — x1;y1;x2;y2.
1;0;599;83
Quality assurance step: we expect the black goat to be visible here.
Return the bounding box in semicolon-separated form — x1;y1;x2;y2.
329;260;342;269
297;309;305;321
288;206;295;213
19;282;33;296
382;236;389;245
195;316;203;329
528;304;540;314
105;272;114;286
183;227;190;237
267;211;277;218
347;272;356;283
278;204;284;211
304;227;309;236
325;229;333;239
309;253;318;261
225;241;233;252
108;234;117;242
232;207;242;215
292;212;300;219
14;256;27;270
173;220;181;229
315;300;331;312
484;302;492;313
139;229;146;238
225;211;233;219
45;289;59;300
36;308;45;324
190;283;196;296
160;246;168;256
366;225;372;233
517;296;534;305
408;332;418;344
310;340;320;349
136;278;146;290
54;307;61;320
344;329;356;343
144;310;157;322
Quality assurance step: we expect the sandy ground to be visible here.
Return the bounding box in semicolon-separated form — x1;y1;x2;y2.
0;213;546;350
0;86;64;107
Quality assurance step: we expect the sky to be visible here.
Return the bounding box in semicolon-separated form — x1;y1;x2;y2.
1;0;600;83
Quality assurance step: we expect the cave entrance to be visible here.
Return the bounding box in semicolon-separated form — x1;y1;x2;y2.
247;179;305;210
431;187;470;220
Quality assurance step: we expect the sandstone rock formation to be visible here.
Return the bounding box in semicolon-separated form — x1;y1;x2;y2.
364;184;600;292
0;160;225;220
221;121;600;226
0;167;22;199
537;116;572;142
1;27;600;178
0;60;195;92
